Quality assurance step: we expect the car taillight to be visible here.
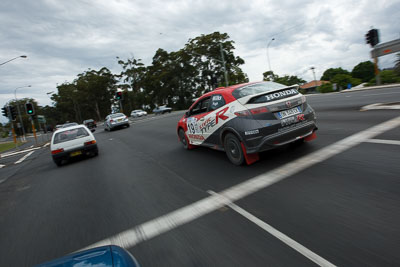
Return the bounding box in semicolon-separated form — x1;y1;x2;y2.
110;119;114;123
51;148;64;155
84;140;96;146
234;110;251;117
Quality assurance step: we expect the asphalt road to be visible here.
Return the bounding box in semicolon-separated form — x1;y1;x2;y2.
0;87;399;266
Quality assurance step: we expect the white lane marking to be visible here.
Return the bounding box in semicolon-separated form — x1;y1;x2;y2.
81;116;400;252
0;164;5;169
0;146;42;158
365;139;400;145
362;92;400;97
208;191;336;267
43;142;50;147
14;151;34;164
360;103;400;111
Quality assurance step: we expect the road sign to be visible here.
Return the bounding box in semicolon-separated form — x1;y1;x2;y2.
371;39;400;57
37;115;46;123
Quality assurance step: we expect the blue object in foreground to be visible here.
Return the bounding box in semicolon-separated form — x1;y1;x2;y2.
35;245;140;267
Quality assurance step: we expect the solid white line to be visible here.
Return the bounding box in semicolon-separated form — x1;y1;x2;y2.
365;139;400;145
208;191;336;267
43;142;50;147
81;116;400;252
14;151;34;164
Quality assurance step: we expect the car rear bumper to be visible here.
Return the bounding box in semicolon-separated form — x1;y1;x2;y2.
244;121;317;154
52;144;98;161
110;121;129;128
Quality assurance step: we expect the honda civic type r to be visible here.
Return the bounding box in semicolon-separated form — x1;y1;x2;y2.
177;81;317;165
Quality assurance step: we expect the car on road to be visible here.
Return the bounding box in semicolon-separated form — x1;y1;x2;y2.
50;125;98;166
104;113;130;131
55;124;63;131
130;109;148;118
62;122;79;128
177;81;317;165
83;119;97;132
153;105;172;115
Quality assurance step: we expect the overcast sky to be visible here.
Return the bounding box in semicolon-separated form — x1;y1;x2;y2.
1;0;399;122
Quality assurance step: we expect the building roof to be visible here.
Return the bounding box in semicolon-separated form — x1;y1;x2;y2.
300;80;330;89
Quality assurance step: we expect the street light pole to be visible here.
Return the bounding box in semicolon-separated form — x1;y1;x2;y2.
310;67;318;88
267;38;275;72
14;85;31;142
0;55;27;66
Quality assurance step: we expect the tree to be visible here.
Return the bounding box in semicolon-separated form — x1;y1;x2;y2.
351;61;375;82
331;74;361;89
262;71;305;86
317;83;333;93
321;67;350;81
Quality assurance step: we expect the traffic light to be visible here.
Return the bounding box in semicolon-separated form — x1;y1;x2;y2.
366;29;379;47
25;102;35;115
9;106;17;121
116;91;123;100
1;106;8;118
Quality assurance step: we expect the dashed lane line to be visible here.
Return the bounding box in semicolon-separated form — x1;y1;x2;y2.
0;164;5;169
365;139;400;145
14;151;35;164
81;116;400;257
209;191;336;267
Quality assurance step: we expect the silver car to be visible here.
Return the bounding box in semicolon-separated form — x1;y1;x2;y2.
130;109;147;118
104;113;130;131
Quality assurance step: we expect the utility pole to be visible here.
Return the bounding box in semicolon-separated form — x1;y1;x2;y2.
219;43;229;87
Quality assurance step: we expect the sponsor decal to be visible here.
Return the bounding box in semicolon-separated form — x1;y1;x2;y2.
212;95;222;101
215;107;229;124
297;114;305;121
199;117;216;134
188;134;205;140
264;89;298;102
245;129;259;135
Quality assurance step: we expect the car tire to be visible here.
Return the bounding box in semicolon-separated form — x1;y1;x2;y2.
178;129;190;150
54;159;62;167
224;133;244;166
126;124;130;128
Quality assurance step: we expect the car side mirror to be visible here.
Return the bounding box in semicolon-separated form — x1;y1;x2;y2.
185;111;190;117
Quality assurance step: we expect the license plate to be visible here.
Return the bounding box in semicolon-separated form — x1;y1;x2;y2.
277;106;301;119
118;119;122;122
70;151;82;157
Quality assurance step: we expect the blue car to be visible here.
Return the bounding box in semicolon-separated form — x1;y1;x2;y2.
35;245;139;267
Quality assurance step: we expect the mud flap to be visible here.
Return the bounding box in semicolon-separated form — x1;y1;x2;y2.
241;143;259;165
304;131;317;142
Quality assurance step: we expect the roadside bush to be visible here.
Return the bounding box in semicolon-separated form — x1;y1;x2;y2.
367;70;400;85
317;83;333;93
331;74;361;89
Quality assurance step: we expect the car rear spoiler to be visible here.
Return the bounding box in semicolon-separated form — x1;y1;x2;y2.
236;84;300;105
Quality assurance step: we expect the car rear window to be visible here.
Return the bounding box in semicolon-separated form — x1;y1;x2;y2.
110;113;124;118
53;127;90;144
232;82;287;99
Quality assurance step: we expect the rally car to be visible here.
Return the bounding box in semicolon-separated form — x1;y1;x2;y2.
177;81;317;165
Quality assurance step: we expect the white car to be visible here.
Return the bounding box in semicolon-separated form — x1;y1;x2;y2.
104;113;130;131
130;109;147;118
50;125;98;167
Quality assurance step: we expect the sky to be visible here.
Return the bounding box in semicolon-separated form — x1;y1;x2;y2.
1;0;399;122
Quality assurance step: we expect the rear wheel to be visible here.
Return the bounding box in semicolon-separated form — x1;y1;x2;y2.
178;129;190;150
54;159;62;167
224;133;244;165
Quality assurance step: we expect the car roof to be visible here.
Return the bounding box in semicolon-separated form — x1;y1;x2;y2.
53;124;87;134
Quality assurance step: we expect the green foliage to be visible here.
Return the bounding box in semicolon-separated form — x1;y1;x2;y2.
320;67;350;81
351;61;375;82
262;71;305;86
331;74;361;89
317;83;333;93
